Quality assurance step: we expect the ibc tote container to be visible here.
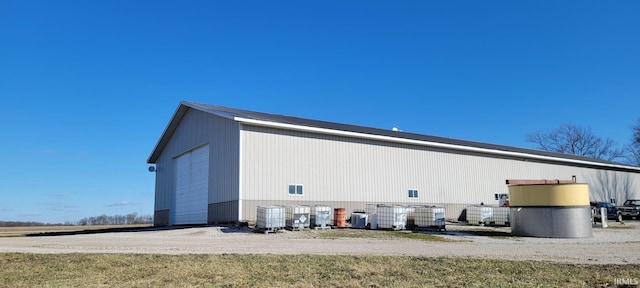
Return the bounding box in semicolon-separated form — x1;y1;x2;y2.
489;207;510;226
285;205;310;230
310;205;332;228
256;206;285;230
377;205;407;230
466;206;493;226
351;213;368;229
404;205;419;229
365;204;377;225
366;204;382;229
414;206;446;231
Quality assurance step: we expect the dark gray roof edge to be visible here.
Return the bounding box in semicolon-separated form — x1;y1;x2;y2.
150;101;638;171
147;101;248;163
147;103;190;163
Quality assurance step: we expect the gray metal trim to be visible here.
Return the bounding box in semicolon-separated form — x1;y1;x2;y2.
148;101;640;172
509;205;590;208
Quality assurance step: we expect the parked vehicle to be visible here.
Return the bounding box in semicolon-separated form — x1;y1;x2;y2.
590;202;622;222
618;199;640;220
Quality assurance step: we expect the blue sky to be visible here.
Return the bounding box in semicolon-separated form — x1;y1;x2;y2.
1;1;639;224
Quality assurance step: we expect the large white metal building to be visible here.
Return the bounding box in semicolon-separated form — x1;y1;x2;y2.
147;101;640;226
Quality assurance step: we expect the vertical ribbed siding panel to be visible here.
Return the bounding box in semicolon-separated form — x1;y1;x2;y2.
154;109;212;222
239;125;640;221
241;127;483;204
153;109;240;224
207;113;240;223
208;113;239;203
582;169;640;205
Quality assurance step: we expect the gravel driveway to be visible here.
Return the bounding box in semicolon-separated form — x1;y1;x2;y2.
1;222;639;264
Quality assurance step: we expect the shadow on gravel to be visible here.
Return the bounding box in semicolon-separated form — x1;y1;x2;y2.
219;226;253;234
26;225;207;237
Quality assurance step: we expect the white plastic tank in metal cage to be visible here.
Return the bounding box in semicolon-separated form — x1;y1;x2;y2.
466;205;493;226
377;205;407;230
413;206;446;231
310;205;332;229
256;206;285;233
489;207;510;226
403;205;420;229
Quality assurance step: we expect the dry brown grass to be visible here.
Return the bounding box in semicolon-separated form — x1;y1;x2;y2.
1;253;638;287
312;228;459;242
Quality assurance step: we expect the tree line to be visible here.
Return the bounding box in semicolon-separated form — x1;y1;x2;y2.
0;221;67;227
76;213;153;226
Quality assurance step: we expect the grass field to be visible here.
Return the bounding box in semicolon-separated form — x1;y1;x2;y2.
2;225;638;287
1;253;638;287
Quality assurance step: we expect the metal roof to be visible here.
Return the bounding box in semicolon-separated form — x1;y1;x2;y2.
148;101;640;172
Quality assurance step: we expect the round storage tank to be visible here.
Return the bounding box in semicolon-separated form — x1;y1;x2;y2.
509;183;592;238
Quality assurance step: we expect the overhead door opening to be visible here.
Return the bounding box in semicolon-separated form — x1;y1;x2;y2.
173;145;209;224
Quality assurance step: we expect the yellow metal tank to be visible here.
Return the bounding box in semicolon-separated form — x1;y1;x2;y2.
508;183;592;238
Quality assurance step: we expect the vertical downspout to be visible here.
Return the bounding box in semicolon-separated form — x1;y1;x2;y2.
237;123;243;222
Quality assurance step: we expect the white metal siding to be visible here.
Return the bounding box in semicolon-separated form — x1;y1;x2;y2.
154;107;640;223
174;145;209;224
240;125;640;208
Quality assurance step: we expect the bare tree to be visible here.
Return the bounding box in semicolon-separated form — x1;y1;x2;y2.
627;118;640;165
627;145;640;166
634;119;640;143
526;123;624;161
126;213;138;225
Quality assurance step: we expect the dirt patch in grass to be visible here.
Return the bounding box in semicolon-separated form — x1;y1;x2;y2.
604;225;634;230
311;229;456;242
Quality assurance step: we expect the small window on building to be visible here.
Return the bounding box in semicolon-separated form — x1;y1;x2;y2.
408;189;419;198
289;184;303;196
